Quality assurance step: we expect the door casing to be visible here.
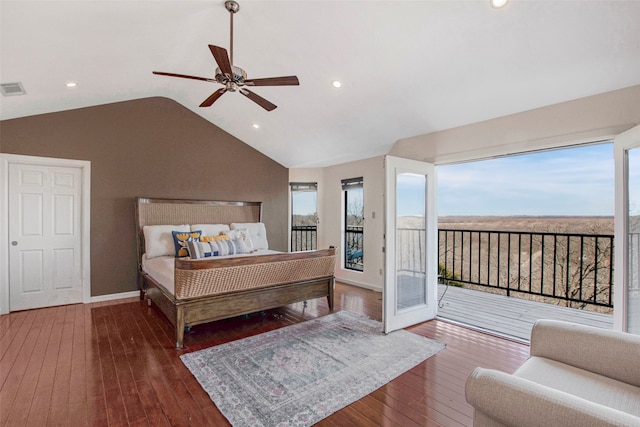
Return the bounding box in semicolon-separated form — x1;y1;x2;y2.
0;154;91;314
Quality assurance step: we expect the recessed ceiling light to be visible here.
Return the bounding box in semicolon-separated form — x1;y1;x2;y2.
66;82;77;88
252;123;260;129
332;81;342;88
490;0;508;8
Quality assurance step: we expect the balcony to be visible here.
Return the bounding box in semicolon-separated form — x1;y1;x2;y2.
345;226;363;271
292;224;618;340
436;284;613;341
291;225;317;251
290;224;364;271
401;227;616;341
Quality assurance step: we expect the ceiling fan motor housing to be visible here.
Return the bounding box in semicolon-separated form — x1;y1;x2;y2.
215;65;247;92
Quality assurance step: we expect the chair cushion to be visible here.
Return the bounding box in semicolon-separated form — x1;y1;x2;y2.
515;357;640;417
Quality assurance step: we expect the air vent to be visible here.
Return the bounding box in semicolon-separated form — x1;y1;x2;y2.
1;82;27;96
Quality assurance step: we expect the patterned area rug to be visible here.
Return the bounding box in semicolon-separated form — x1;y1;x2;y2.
180;310;446;427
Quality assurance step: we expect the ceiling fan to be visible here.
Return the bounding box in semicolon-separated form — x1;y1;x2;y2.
153;0;299;111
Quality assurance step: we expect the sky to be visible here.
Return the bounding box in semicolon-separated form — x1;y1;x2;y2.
291;191;317;216
437;143;615;216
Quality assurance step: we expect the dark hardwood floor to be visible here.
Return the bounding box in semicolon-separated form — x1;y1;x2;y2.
0;283;530;426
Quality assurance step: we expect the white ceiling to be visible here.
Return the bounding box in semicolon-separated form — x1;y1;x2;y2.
1;0;640;168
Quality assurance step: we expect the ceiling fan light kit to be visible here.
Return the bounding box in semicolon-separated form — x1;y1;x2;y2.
490;0;509;9
153;0;299;111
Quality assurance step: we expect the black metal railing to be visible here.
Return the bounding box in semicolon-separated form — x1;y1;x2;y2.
294;223;622;310
436;229;614;309
398;228;426;275
291;225;317;251
346;226;363;271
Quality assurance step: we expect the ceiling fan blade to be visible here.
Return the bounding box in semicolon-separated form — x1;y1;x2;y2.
208;45;233;77
244;76;300;86
153;71;217;83
199;88;227;107
239;88;277;111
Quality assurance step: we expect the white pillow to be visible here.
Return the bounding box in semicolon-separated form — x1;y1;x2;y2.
224;228;255;252
230;222;268;250
191;223;231;236
143;224;190;259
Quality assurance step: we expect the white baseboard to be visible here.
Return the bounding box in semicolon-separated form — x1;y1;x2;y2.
89;290;140;303
336;278;382;293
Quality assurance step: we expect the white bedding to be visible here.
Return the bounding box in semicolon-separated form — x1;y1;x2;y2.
141;250;281;295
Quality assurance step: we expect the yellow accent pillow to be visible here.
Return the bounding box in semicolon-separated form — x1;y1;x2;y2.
200;234;230;243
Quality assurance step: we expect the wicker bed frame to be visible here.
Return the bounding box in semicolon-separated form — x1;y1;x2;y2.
135;197;336;349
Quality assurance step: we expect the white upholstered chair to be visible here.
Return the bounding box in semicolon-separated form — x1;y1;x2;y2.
465;319;640;427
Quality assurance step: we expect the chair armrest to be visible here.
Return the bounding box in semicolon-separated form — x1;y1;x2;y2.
530;320;640;387
465;368;640;427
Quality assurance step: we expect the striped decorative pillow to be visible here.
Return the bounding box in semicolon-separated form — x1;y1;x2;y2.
187;238;251;259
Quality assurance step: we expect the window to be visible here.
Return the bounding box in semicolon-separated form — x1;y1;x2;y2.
290;182;318;251
342;177;364;271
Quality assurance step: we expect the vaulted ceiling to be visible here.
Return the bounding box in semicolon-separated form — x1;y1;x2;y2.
1;1;639;168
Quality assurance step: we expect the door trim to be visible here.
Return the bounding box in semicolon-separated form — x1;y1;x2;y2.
0;154;91;314
613;125;640;331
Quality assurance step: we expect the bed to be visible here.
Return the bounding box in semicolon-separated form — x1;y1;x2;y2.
135;197;336;349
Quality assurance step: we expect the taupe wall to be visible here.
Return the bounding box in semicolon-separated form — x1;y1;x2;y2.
0;97;289;296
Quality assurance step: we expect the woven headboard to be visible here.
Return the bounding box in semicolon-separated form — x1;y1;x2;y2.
135;197;262;264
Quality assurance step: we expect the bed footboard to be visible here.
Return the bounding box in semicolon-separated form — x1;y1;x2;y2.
168;248;336;349
174;249;337;298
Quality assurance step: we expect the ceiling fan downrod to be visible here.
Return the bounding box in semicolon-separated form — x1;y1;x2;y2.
225;1;239;66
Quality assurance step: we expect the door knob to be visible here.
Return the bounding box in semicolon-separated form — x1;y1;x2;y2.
11;241;17;246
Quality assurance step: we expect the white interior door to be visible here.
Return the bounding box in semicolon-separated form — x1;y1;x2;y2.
384;156;437;333
614;125;640;333
8;163;84;310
